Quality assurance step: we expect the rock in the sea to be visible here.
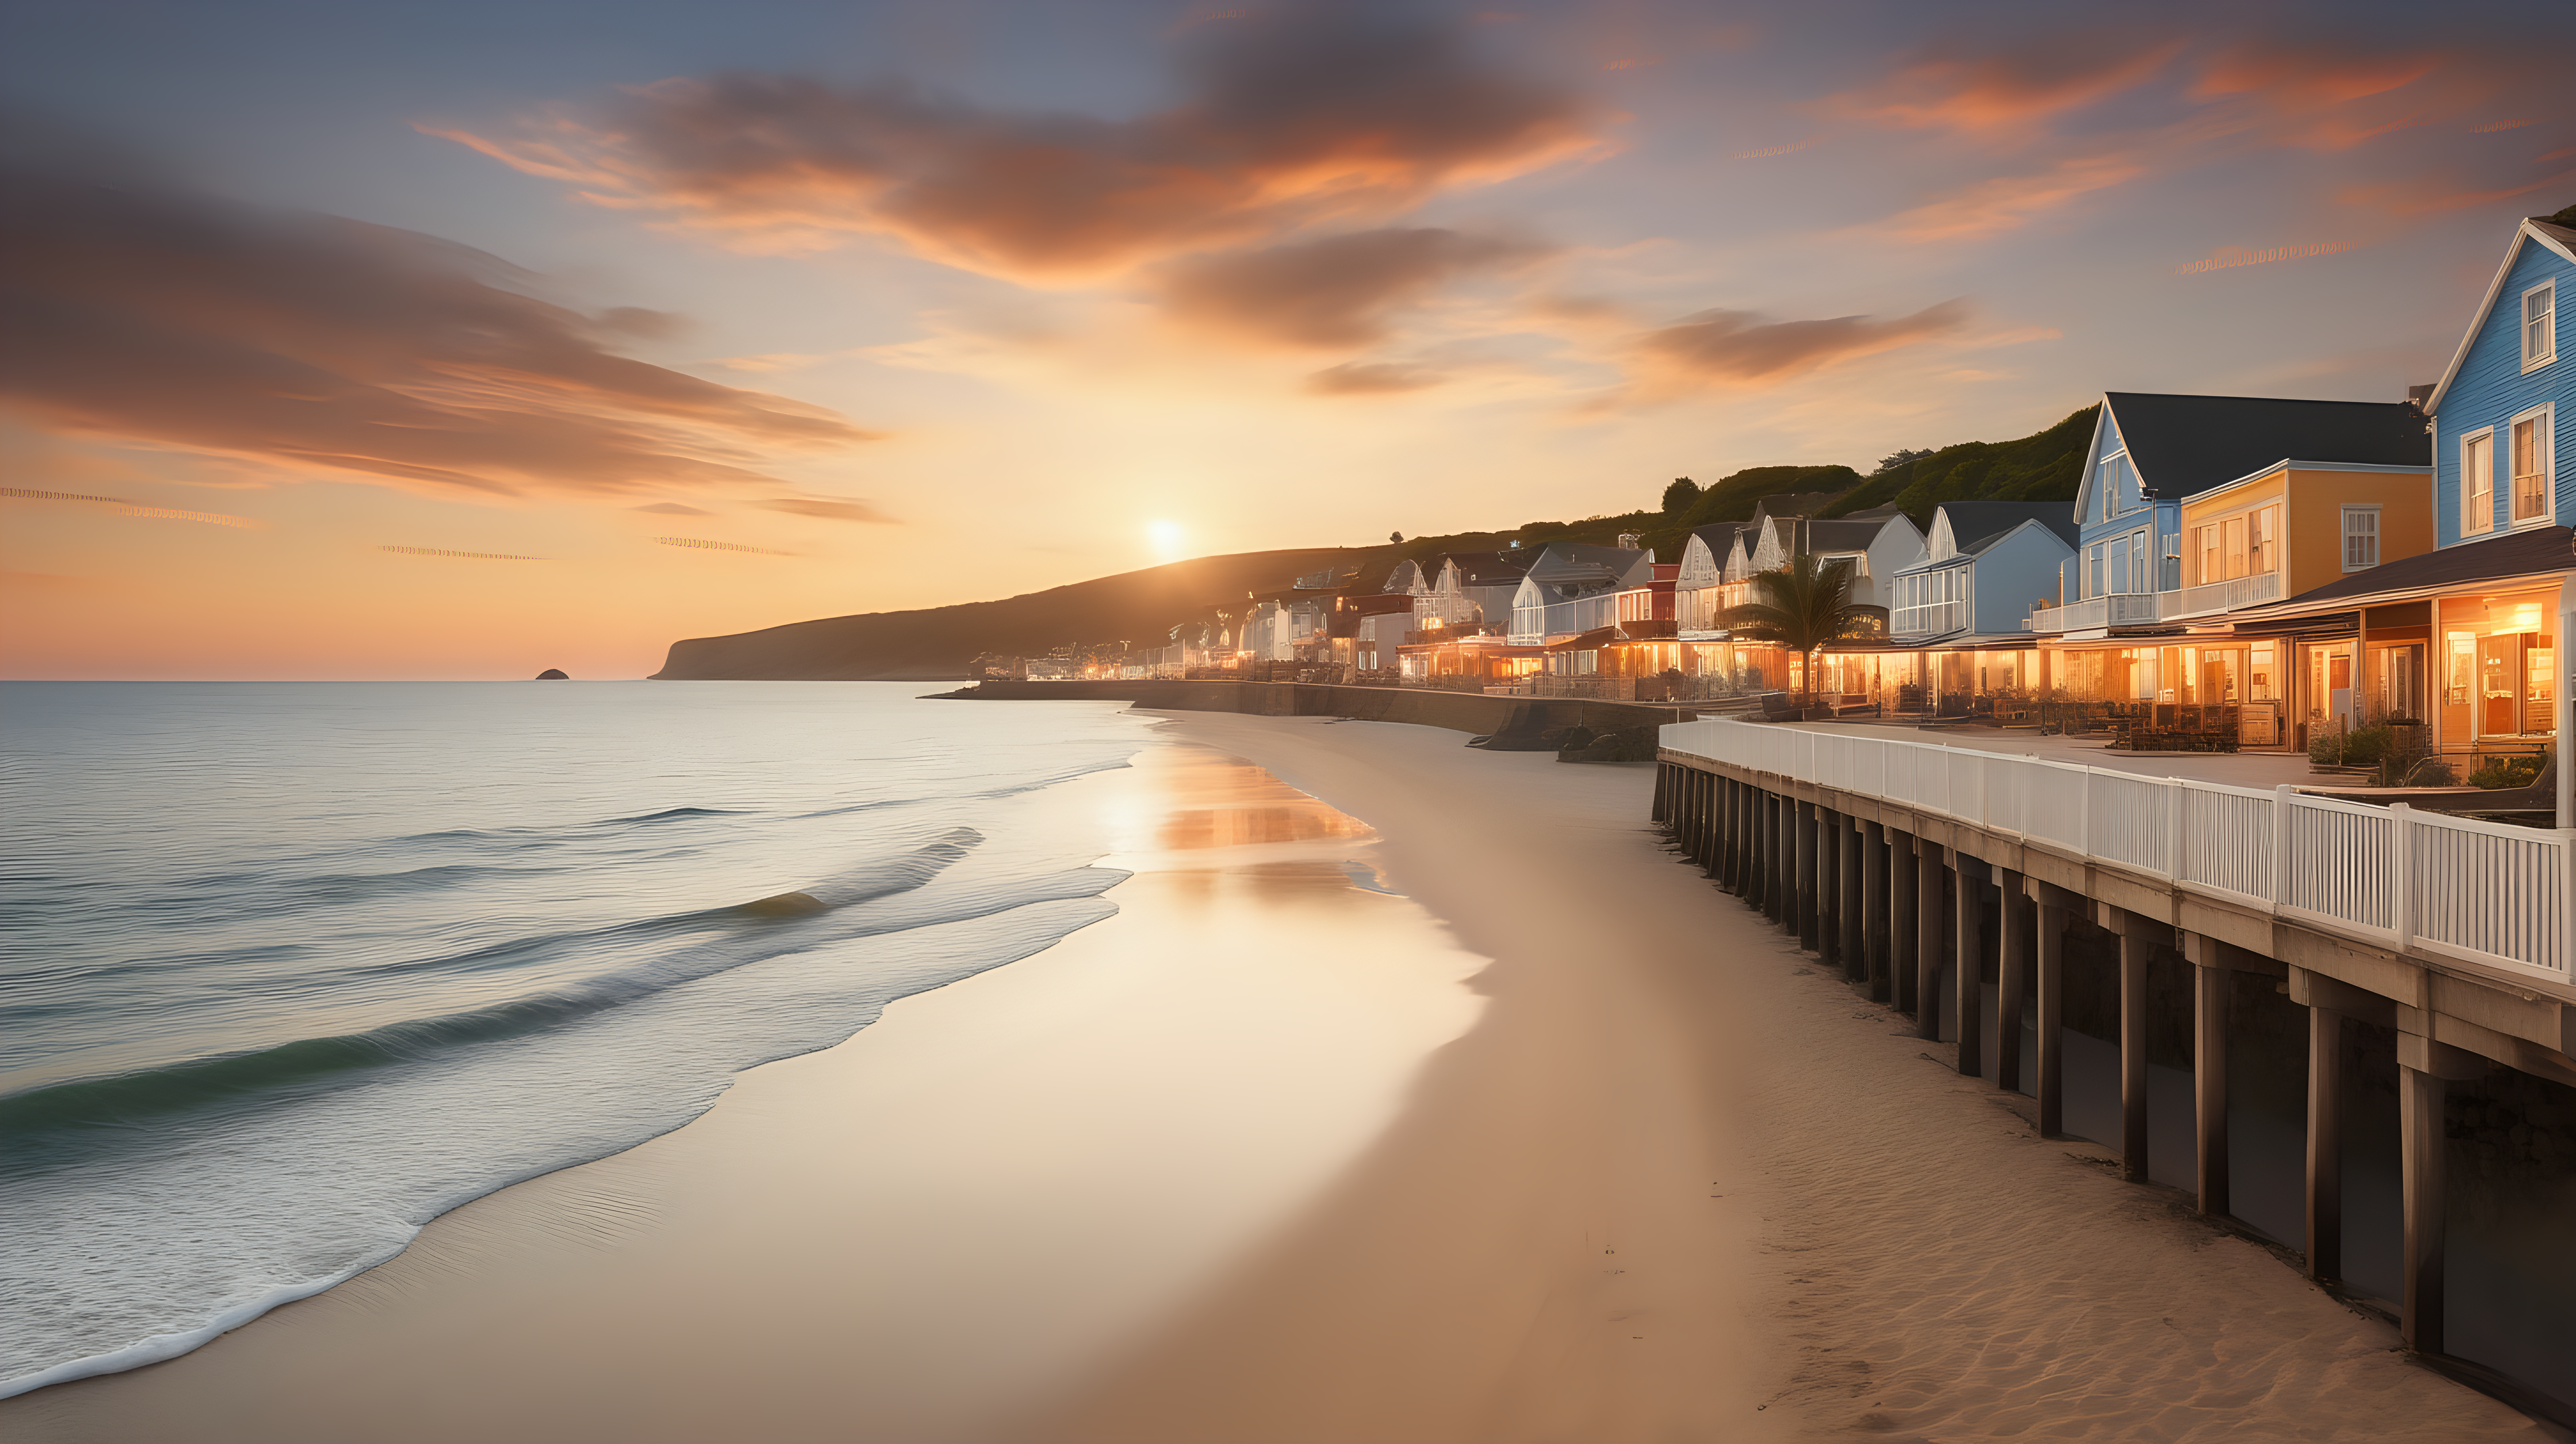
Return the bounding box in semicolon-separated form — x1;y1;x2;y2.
535;668;570;680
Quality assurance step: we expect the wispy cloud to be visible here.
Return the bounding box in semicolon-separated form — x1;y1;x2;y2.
1832;38;2181;139
1633;299;1970;390
429;3;1605;280
1162;227;1547;347
1307;361;1443;395
752;496;896;523
1879;154;2146;242
0;165;878;500
630;501;713;516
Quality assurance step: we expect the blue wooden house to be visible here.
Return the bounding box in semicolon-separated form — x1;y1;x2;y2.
2425;211;2573;548
2036;392;2430;635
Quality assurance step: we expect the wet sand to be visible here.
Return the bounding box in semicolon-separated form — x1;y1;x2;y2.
8;710;2557;1442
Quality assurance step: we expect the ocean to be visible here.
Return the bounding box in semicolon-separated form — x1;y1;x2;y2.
0;681;1149;1396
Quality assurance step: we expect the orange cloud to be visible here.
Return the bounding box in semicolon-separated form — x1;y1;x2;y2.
1880;154;2146;242
1307;361;1442;395
1162;227;1545;347
2340;168;2576;218
1834;38;2182;138
0;165;877;501
1635;299;1969;388
428;3;1604;279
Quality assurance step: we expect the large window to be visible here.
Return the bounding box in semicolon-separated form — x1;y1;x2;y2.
2342;506;2380;571
2527;280;2558;372
2248;506;2277;574
2097;452;2129;522
2511;407;2553;524
2464;431;2496;535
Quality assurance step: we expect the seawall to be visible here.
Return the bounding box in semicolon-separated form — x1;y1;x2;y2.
943;680;1698;736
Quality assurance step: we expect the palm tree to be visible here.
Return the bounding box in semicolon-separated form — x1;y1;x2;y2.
1722;551;1864;707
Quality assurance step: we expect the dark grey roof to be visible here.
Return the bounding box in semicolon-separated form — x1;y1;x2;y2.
2533;219;2576;249
1802;519;1887;553
1438;549;1533;586
1937;500;2080;553
2250;526;2575;613
1687;522;1740;555
2104;392;2429;499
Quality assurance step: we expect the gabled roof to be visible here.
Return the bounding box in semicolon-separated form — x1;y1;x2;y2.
1938;500;2080;553
2240;524;2575;618
1524;542;1654;592
2425;217;2576;415
2101;392;2428;498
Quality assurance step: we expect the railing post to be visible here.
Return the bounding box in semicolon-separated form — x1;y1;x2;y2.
2390;803;2414;954
2272;784;2295;911
2562;831;2576;981
2165;780;2183;879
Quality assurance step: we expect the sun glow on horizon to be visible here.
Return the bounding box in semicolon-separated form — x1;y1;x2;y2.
1146;519;1186;563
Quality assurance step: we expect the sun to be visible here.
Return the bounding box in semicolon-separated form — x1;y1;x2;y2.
1146;519;1186;562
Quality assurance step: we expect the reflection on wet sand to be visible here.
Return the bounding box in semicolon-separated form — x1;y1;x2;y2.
1;732;1489;1444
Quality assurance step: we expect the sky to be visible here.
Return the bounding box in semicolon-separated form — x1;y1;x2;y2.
2;0;2570;680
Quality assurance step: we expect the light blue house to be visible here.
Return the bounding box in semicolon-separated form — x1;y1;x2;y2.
2426;211;2574;549
1886;501;2078;645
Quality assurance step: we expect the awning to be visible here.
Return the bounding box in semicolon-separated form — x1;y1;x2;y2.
1544;626;1621;653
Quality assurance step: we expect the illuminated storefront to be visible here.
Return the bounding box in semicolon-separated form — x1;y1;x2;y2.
2437;590;2557;742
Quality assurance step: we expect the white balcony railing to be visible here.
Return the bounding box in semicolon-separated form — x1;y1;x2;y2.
2024;592;2158;633
2156;569;2285;621
2025;572;2290;632
1660;718;2572;986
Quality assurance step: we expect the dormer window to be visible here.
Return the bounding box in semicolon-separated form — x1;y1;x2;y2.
2526;280;2557;372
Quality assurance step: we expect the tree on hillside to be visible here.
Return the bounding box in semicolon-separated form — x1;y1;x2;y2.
1390;531;1404;544
1661;476;1701;513
1875;448;1932;474
1723;552;1863;706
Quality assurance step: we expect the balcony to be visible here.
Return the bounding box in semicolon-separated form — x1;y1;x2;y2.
2024;592;2158;633
2156;570;2284;622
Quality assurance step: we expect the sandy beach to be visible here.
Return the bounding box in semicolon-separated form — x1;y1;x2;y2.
6;709;2555;1442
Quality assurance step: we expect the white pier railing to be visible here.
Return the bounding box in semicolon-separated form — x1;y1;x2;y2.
1660;718;2572;986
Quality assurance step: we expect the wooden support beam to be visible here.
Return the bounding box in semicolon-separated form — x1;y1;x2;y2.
2037;898;2067;1137
2194;950;2230;1218
1765;792;1786;925
2306;1006;2343;1283
1862;823;1890;1001
2120;926;2149;1183
1997;869;2028;1094
2396;1032;2485;1350
2399;1062;2447;1356
1890;830;1918;1015
1796;802;1819;952
1955;855;1986;1077
1840;816;1865;985
1916;843;1944;1042
1824;814;1844;969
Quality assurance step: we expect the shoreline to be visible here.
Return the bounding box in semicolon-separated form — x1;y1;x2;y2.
7;706;2554;1441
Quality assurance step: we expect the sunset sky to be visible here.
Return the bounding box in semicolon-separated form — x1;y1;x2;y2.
4;0;2571;679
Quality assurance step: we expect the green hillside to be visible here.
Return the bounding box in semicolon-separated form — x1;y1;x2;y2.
652;406;2099;679
1821;405;2098;526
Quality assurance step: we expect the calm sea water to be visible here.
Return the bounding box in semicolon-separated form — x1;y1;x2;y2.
0;682;1147;1395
